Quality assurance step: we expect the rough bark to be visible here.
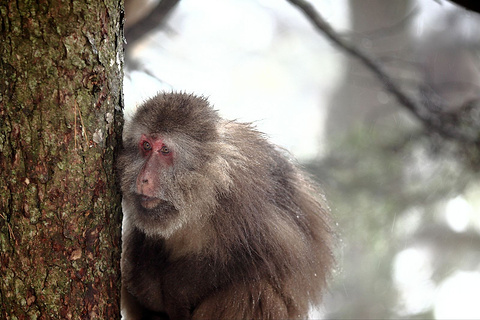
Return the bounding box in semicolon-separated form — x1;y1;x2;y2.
0;0;124;319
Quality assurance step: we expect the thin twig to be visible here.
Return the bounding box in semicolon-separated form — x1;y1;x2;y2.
286;0;477;143
347;6;419;41
124;0;180;49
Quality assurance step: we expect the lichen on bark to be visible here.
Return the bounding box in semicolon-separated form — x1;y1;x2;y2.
0;0;124;318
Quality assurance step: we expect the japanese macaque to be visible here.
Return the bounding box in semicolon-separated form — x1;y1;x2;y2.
118;92;334;320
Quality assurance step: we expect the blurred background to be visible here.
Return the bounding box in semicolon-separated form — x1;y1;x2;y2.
123;0;480;318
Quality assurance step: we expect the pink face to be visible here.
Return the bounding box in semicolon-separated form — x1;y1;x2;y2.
136;134;174;209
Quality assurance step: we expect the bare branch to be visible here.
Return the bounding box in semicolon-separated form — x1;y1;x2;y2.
347;6;419;41
447;0;480;14
125;0;180;49
286;0;478;144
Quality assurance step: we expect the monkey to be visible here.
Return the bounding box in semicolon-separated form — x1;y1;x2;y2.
117;92;334;320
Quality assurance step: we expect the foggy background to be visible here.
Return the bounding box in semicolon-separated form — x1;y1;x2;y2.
124;0;480;318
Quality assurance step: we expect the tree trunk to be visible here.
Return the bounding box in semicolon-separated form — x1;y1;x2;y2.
0;1;124;319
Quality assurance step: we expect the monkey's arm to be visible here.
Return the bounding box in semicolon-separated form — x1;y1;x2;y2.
122;282;169;320
122;284;146;320
191;280;291;320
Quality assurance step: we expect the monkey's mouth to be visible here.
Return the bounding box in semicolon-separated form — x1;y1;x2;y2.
139;195;163;209
134;194;177;218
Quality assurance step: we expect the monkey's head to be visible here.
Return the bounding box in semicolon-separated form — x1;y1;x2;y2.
118;93;230;237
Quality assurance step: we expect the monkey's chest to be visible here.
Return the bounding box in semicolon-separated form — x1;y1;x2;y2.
131;252;224;315
128;255;167;312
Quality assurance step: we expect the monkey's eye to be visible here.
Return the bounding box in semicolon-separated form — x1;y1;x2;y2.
142;141;152;151
160;145;170;155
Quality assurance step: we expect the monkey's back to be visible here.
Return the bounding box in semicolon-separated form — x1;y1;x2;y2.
209;122;334;314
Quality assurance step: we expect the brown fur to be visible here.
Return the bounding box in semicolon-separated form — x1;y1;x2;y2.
118;92;334;320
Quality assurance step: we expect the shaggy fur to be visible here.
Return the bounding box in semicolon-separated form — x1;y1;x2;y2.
118;92;334;320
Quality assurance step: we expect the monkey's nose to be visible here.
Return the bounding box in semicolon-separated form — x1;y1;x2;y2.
137;165;158;197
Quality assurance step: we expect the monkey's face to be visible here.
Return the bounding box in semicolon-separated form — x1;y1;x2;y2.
132;133;180;228
117;93;229;238
135;134;173;205
119;131;181;236
118;128;220;237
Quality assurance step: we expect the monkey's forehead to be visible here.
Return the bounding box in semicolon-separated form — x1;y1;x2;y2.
124;121;219;143
137;93;219;125
122;120;218;149
123;122;170;142
126;93;221;143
